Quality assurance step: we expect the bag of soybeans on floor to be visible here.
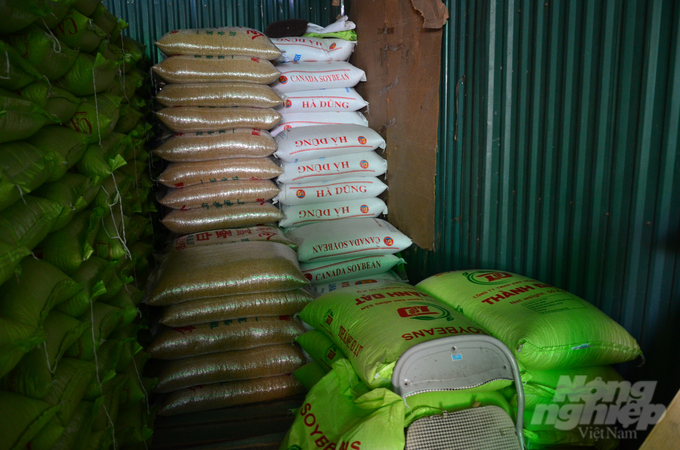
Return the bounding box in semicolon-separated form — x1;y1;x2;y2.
416;270;643;370
299;282;489;389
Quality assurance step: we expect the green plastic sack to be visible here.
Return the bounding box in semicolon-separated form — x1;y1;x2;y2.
8;25;79;80
72;0;100;16
303;30;358;41
115;401;153;446
0;243;31;286
25;416;66;450
90;171;134;209
0;88;56;144
0;195;62;251
1;311;89;399
99;270;134;304
0;316;45;379
280;358;405;450
54;256;114;317
44;356;96;426
0;258;81;327
296;330;346;372
17;81;82;124
36;0;78;30
114;104;143;133
92;373;128;432
26;125;90;171
0;141;59;212
0;41;44;90
89;3;117;34
299;282;490;389
56;53;119;96
65;302;124;360
119;364;157;410
51;398;101;450
416;270;643;370
293;362;327;391
37;207;103;275
0;390;61;450
66;93;122;144
116;35;145;64
0;0;51;33
81;339;123;401
52;8;107;53
77;131;130;177
31;172;92;231
94;208;130;260
115;338;144;372
107;70;143;101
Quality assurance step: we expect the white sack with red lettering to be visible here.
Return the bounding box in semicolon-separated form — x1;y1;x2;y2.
274;124;384;163
277;152;387;184
272;37;356;62
279;198;387;228
300;254;405;286
276;88;367;113
275;177;387;206
286;218;413;263
270;111;368;137
271;61;366;94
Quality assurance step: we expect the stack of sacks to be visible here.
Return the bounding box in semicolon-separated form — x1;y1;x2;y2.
286;218;413;296
0;1;158;448
145;240;311;416
152;28;287;233
416;270;645;449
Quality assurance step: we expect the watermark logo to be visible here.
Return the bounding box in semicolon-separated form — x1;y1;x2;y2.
279;75;288;84
531;376;666;440
360;160;369;169
296;189;306;199
358;136;367;145
360;204;369;213
397;303;455;322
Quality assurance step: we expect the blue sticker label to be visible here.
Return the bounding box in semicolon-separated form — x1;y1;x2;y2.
452;354;462;361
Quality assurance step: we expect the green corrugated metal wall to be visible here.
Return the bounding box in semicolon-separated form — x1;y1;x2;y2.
107;0;679;413
404;0;680;410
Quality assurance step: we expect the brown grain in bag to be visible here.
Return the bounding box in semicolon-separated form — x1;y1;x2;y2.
152;55;280;84
159;180;280;210
155;28;281;60
156;82;283;108
159;158;283;188
156;107;281;132
160;202;284;234
153;129;277;162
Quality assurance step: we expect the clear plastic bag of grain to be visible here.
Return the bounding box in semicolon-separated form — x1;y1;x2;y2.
158;374;304;416
156;83;284;108
159;180;280;210
160;202;283;234
154;343;305;393
158;158;283;188
160;289;312;327
147;316;306;360
156;107;281;133
152;56;280;84
147;241;307;306
169;225;296;252
155;28;281;60
153;129;277;162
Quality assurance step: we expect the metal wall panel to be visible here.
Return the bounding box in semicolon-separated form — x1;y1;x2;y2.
405;0;680;411
103;0;341;63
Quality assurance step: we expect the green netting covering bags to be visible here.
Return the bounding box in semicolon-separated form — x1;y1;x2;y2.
37;207;102;275
0;88;56;144
0;258;81;327
26;125;90;171
54;256;113;317
8;25;79;80
66;93;122;144
1;311;89;399
56;53;119;97
280;358;405;450
0;391;61;450
416;270;643;370
32;172;94;231
299;282;490;389
0;316;45;379
296;329;346;372
52;8;107;53
0;141;59;212
76;132;130;177
17;81;82;124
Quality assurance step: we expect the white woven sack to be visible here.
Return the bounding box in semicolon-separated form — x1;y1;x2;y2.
277;152;387;184
287;218;413;262
300;254;405;286
275;177;387;206
272;37;356;62
274;124;384;163
307;271;403;297
270;111;368;137
276;88;367;113
272;61;366;94
279;197;387;228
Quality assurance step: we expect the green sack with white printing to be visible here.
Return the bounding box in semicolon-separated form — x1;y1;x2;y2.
298;282;490;389
416;270;643;370
280;358;405;450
